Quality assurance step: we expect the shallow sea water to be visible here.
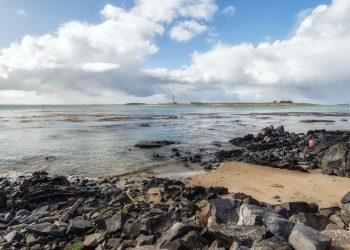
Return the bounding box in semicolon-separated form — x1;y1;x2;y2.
0;104;349;177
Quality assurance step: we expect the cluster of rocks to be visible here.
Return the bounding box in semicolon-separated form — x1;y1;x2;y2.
228;126;350;177
157;125;350;177
2;171;350;249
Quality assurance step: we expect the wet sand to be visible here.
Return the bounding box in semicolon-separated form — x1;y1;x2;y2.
188;161;350;208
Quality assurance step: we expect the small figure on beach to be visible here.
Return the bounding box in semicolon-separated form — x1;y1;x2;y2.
308;139;317;148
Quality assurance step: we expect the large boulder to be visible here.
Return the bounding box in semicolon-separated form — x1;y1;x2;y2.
262;214;295;239
209;223;271;248
105;213;131;233
322;230;350;250
157;222;201;247
321;143;350;177
26;222;64;237
211;198;238;224
281;202;316;216
67;219;93;235
288;223;331;250
181;231;208;249
289;213;333;231
238;204;273;226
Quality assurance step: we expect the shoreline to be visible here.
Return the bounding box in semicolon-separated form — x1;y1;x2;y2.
188;161;350;209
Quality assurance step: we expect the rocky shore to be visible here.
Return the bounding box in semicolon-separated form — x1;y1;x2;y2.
1;126;350;249
1;170;350;250
165;125;350;177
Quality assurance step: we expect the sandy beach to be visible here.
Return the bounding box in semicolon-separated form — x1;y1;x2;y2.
188;161;350;208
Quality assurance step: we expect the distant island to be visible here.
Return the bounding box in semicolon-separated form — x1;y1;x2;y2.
155;100;316;107
124;102;146;105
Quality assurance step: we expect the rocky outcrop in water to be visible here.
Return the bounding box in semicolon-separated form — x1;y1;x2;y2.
1;172;350;249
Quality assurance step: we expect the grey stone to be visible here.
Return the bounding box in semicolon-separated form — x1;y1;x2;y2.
67;219;92;235
262;214;295;239
4;231;24;242
137;235;154;246
209;223;271;248
288;223;331;250
161;239;189;250
26;234;37;247
252;236;292;250
238;204;273;226
289;213;332;231
15;209;31;217
321;143;350;177
26;222;64;237
341;191;350;204
322;230;350;250
105;213;131;233
157;222;201;247
211;198;238;224
181;231;208;249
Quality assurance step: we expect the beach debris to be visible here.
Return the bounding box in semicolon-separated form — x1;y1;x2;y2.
59;198;84;222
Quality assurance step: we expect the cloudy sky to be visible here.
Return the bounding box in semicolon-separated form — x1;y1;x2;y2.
0;0;349;104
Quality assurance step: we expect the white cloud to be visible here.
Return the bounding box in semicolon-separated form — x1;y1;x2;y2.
16;9;27;16
169;20;207;42
221;5;235;16
151;0;350;103
1;0;350;104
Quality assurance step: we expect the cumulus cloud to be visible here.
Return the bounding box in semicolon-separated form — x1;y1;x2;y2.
169;20;207;42
151;0;350;103
1;0;350;104
0;0;217;103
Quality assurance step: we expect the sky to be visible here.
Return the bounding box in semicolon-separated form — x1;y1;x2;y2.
1;0;349;104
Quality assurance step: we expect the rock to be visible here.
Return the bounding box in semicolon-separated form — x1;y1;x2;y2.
288;223;331;250
142;212;175;235
282;202;315;216
252;236;292;250
322;230;350;250
26;234;37;247
107;238;121;249
238;204;272;226
324;223;342;230
329;214;346;229
211;198;238;224
259;125;275;136
289;213;332;231
181;231;208;249
340;191;350;204
341;203;350;224
122;218;142;239
105;213;131;233
0;191;6;209
135;140;177;149
262;214;295;239
16;209;30;217
83;233;105;247
321;143;350;177
196;203;211;227
4;231;24;242
230;242;250;250
209;223;271;248
319;207;341;218
208;240;225;250
161;239;189;250
137;235;154;246
67;219;92;235
26;222;64;237
157;222;201;247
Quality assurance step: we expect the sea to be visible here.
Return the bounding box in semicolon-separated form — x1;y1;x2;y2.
0;104;349;177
